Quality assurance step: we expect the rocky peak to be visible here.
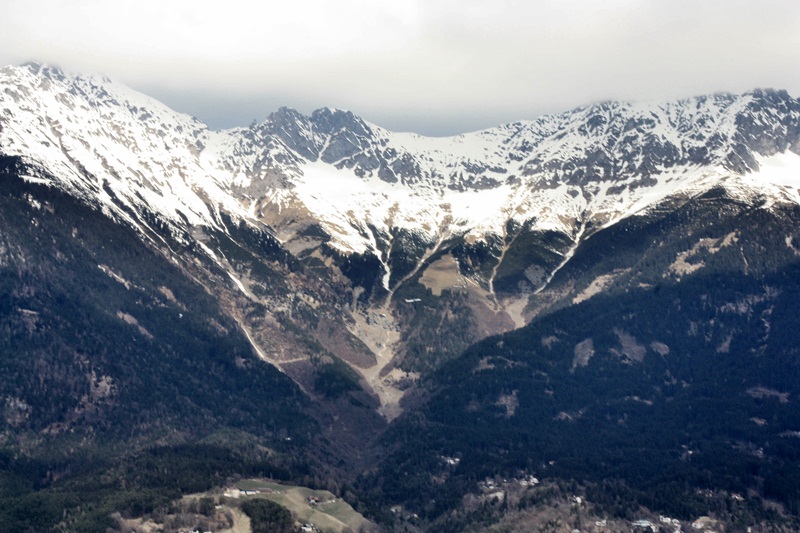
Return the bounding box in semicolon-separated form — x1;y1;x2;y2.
734;89;800;158
258;106;320;160
310;107;373;138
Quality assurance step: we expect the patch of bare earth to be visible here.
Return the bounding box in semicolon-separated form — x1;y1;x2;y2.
218;506;251;533
650;341;670;356
746;386;790;403
612;329;646;363
158;286;182;306
496;391;519;418
572;269;630;304
668;232;738;278
419;254;464;296
500;293;531;329
572;338;595;370
116;311;153;339
786;235;800;256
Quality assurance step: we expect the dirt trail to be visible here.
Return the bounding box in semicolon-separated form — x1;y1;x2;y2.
218;507;251;533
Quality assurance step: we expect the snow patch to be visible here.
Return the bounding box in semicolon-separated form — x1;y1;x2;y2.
752;151;800;188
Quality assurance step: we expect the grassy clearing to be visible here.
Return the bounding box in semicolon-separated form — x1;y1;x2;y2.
419;254;463;296
230;479;374;532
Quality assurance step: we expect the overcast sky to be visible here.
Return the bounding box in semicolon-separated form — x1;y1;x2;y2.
2;0;799;135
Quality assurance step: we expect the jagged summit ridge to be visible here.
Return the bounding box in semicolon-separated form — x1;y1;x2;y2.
1;63;799;259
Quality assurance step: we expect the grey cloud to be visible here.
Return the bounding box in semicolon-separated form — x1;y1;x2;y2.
1;0;799;135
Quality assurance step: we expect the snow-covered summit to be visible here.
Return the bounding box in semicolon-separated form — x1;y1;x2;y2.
1;63;799;257
0;63;243;235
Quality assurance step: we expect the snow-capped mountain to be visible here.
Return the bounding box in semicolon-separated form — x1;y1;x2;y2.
2;61;800;417
3;63;799;263
6;62;800;532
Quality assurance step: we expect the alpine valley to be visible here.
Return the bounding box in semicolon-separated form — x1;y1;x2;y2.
2;62;800;532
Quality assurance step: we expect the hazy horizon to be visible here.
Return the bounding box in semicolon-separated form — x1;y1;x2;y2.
3;0;799;136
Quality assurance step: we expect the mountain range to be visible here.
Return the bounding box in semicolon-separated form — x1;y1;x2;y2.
2;62;800;531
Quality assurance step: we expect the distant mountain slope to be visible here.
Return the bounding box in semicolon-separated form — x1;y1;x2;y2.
363;194;800;530
0;154;317;442
0;155;328;531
